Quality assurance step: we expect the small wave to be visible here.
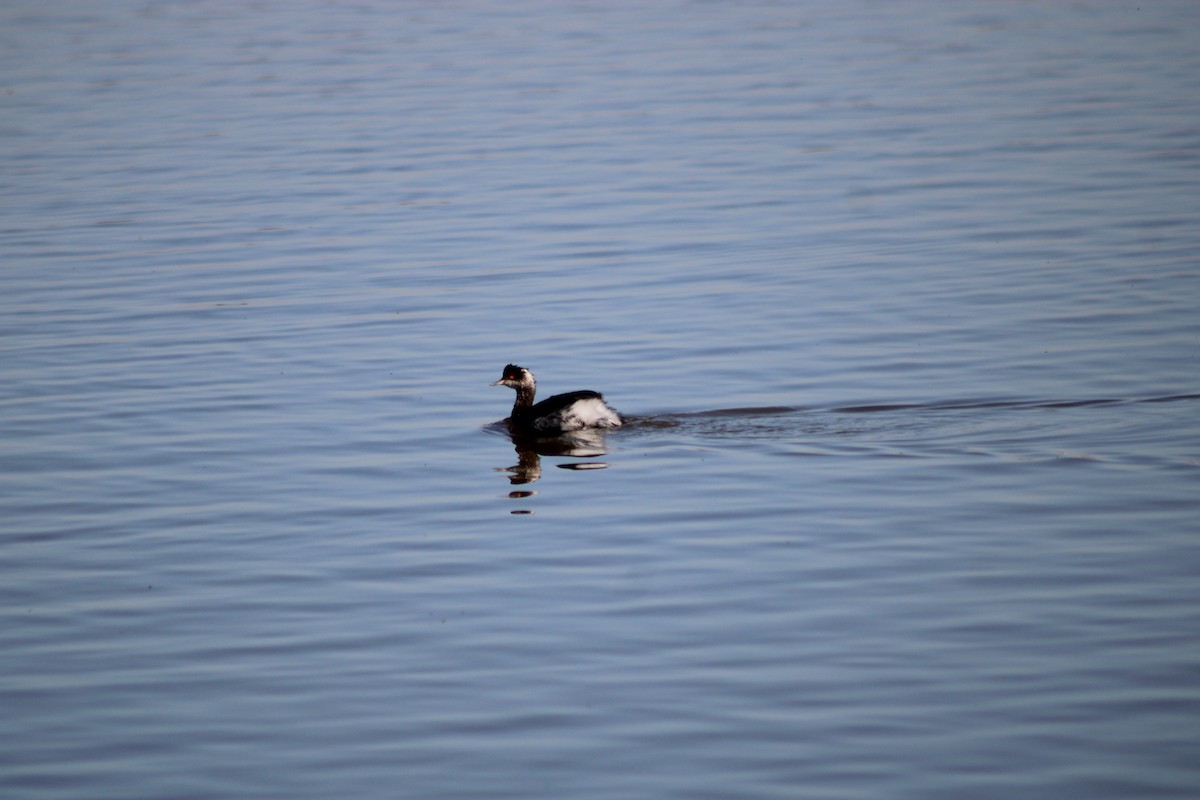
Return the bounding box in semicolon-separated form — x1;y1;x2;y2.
832;392;1200;415
606;392;1200;448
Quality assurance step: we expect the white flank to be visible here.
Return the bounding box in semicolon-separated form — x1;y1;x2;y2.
547;397;622;432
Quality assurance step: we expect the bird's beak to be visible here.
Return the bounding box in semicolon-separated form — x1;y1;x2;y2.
491;379;505;386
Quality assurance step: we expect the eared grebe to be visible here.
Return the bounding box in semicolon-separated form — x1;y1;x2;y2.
492;364;623;434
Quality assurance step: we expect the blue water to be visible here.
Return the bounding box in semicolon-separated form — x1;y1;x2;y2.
2;2;1199;798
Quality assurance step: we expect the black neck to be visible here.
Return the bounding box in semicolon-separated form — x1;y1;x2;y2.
511;384;536;411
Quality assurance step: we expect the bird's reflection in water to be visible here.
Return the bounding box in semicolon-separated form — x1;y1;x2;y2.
494;425;611;485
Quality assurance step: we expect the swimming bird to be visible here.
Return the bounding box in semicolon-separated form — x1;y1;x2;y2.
492;364;623;434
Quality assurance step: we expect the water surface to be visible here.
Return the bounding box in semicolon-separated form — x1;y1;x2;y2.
2;2;1199;798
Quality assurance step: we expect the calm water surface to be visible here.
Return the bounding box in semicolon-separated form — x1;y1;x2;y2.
2;2;1199;798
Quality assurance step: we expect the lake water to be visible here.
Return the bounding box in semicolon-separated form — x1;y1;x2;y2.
2;1;1199;798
